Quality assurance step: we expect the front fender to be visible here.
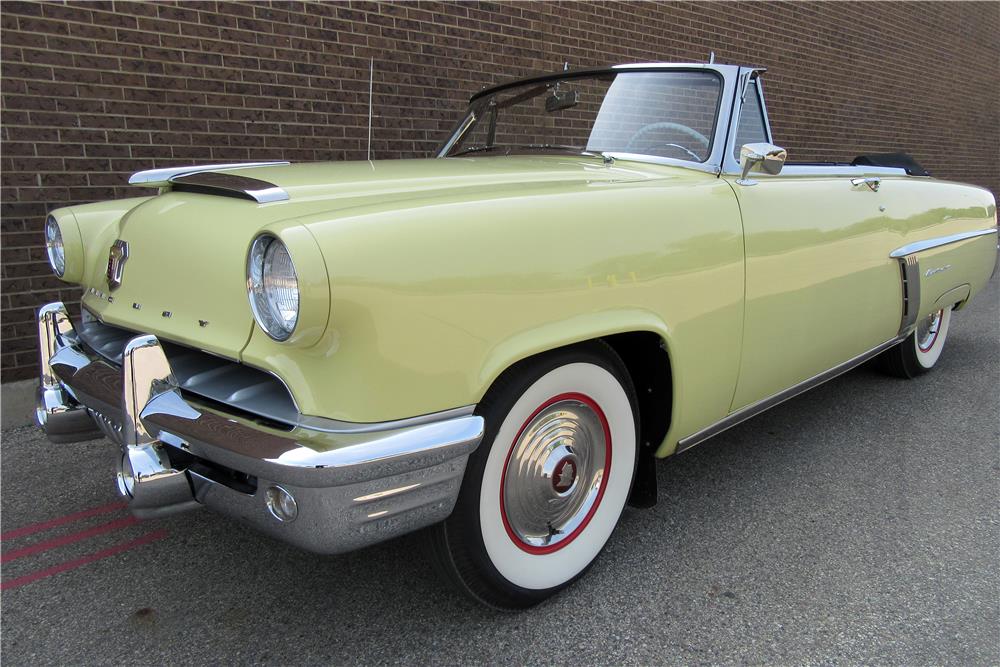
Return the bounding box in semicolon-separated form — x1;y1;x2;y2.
242;168;745;449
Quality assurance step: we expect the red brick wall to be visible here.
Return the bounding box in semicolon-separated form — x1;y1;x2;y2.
2;1;998;382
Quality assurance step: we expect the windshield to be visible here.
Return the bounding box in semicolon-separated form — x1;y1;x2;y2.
442;70;723;162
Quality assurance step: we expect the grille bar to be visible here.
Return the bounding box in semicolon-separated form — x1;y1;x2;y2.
75;318;299;427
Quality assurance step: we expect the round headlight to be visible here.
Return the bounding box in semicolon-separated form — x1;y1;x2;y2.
45;215;66;277
247;235;299;341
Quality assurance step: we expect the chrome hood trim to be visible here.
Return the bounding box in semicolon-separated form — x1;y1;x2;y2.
128;161;289;186
128;162;290;203
168;171;289;203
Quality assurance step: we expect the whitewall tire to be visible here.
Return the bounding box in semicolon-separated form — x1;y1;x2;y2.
876;306;953;378
913;307;951;369
428;342;637;609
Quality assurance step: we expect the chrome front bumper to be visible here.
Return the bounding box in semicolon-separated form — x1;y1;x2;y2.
35;302;484;554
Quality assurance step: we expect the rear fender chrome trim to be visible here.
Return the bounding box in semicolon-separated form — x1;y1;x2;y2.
897;254;921;336
676;336;903;454
888;227;998;336
889;228;998;258
128;162;288;186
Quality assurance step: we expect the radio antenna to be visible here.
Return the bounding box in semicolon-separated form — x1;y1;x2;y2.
366;57;374;161
709;51;715;64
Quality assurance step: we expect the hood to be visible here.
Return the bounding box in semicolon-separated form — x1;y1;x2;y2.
79;156;666;358
203;155;662;215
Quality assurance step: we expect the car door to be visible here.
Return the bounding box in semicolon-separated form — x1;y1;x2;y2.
723;78;902;411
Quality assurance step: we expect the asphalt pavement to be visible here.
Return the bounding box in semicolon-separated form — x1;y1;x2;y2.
2;272;997;666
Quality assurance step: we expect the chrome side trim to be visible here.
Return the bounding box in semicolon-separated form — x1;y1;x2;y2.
889;228;998;258
168;171;289;203
781;165;905;176
128;162;289;186
728;165;907;178
676;336;903;454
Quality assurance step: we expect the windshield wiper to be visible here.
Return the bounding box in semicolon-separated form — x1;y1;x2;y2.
450;145;508;157
519;144;601;156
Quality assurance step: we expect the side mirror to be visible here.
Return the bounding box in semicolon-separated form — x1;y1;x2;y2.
737;142;787;185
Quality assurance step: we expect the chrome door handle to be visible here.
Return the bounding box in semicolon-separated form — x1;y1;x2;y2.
851;177;881;192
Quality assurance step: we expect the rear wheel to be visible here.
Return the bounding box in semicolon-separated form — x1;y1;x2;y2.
876;306;953;378
428;342;637;609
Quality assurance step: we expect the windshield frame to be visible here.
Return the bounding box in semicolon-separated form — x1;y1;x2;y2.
437;64;741;175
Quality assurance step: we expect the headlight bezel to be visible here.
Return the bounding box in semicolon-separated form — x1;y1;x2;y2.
45;215;66;277
247;234;300;342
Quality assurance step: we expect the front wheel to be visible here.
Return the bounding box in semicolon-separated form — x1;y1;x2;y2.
876;306;953;378
428;343;637;609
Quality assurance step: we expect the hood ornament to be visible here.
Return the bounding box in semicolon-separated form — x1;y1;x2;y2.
107;239;129;290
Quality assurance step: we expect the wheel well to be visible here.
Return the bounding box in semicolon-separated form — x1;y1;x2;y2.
601;331;672;508
483;331;673;507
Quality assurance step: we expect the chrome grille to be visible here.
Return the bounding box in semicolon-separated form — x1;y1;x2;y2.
74;318;299;427
89;408;124;446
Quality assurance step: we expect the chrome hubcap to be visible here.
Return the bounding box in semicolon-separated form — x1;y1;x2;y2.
502;397;608;551
916;309;943;351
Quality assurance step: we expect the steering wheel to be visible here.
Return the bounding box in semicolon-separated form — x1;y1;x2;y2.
624;122;711;160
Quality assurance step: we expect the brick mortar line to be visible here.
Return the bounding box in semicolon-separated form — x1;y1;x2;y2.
14;10;585;43
14;6;995;55
5;50;490;72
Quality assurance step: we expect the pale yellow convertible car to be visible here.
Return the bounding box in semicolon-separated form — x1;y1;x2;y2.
36;63;997;608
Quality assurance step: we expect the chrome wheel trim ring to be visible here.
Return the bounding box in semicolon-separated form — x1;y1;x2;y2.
500;393;611;554
916;309;943;352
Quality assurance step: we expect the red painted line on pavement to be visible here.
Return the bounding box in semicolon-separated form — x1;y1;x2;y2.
0;529;169;591
1;515;140;564
1;502;127;542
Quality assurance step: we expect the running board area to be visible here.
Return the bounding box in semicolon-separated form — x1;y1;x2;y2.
675;336;903;454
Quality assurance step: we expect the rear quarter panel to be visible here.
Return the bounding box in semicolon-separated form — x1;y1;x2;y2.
886;179;997;319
